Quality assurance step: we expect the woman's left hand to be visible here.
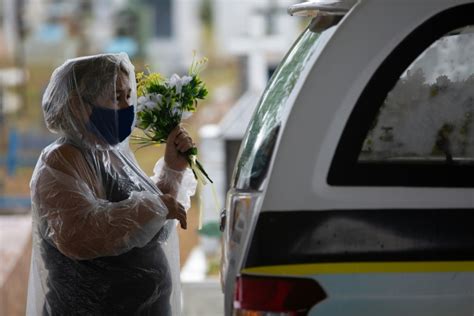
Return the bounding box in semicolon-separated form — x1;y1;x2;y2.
165;126;194;171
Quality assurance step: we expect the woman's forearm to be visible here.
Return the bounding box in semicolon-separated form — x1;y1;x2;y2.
157;168;183;198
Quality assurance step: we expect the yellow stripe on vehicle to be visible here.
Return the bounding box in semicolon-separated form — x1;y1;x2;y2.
241;261;474;276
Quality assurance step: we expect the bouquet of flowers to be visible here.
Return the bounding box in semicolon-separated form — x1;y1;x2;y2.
133;55;213;185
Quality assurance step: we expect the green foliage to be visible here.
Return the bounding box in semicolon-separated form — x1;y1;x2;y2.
134;57;208;145
132;56;213;184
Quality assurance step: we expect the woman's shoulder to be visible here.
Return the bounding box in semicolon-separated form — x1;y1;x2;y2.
41;141;87;176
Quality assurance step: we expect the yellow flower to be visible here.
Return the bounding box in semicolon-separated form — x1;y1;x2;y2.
136;71;163;97
136;71;144;81
147;73;165;85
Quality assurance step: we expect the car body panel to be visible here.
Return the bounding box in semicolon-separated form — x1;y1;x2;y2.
223;0;474;314
242;264;474;315
264;0;474;212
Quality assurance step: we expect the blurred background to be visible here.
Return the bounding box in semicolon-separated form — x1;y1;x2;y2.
0;0;308;314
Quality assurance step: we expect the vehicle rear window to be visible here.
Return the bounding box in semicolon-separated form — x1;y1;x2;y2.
328;4;474;187
360;26;474;165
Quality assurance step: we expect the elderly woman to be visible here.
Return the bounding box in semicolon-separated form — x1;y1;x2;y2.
26;53;197;315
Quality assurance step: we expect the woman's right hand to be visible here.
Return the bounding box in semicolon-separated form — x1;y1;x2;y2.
161;194;187;229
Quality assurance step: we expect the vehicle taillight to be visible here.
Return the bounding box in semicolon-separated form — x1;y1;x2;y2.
234;275;327;316
221;190;262;289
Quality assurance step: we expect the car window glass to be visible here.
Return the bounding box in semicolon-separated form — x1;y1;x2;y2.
234;25;337;189
359;26;474;165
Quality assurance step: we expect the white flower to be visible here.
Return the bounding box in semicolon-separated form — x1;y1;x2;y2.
172;102;182;116
181;75;192;86
137;96;147;112
144;100;155;110
182;111;193;120
168;73;182;93
168;74;191;94
150;93;163;106
138;93;162;110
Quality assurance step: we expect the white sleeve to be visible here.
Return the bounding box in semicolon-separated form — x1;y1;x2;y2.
150;158;197;211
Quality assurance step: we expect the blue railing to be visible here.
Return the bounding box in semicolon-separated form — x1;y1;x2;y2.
0;127;55;176
0;196;31;209
0;128;56;212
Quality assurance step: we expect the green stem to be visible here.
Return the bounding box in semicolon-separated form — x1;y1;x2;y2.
184;148;213;183
194;159;213;183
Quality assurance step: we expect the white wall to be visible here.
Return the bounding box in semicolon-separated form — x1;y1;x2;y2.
146;0;202;75
213;0;300;57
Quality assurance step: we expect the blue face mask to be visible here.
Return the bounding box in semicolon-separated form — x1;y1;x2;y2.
87;105;135;145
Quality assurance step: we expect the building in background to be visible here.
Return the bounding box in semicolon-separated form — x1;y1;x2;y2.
0;0;28;155
0;0;27;116
214;0;299;92
24;0;117;64
141;0;202;75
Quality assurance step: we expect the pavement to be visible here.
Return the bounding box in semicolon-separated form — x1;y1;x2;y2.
0;214;32;286
181;245;225;315
182;279;224;316
0;214;32;316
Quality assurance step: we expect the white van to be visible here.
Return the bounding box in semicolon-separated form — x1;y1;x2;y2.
220;0;474;315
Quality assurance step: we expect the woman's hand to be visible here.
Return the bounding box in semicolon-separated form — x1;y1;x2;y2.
165;125;195;171
161;194;187;229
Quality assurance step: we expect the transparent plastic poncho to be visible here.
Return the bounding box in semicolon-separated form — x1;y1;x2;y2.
26;53;197;316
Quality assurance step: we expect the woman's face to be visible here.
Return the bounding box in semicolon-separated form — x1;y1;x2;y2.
95;70;132;110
